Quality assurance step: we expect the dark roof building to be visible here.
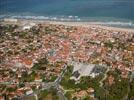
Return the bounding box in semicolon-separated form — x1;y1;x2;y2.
72;71;80;78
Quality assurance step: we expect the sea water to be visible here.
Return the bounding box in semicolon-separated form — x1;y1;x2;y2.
0;0;134;28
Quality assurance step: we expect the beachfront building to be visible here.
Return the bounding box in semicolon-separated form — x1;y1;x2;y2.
22;23;36;30
4;18;18;23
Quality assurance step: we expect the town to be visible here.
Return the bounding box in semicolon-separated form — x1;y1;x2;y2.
0;19;134;100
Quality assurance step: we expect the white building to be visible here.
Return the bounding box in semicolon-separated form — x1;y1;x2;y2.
70;62;96;81
26;90;33;95
22;22;36;30
4;18;18;23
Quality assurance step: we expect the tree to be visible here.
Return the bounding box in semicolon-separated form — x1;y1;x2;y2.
128;80;134;99
107;79;129;100
18;83;25;88
104;41;113;49
65;92;72;100
95;87;106;100
73;97;77;100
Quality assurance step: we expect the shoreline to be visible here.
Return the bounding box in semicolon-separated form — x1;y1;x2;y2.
47;21;134;32
1;18;134;32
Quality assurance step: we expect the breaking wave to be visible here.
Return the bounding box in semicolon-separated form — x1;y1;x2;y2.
1;14;134;28
100;21;134;27
0;15;81;21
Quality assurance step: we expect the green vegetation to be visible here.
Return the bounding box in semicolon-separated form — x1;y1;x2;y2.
18;83;25;88
50;75;57;82
96;70;130;100
25;96;36;100
60;65;76;89
104;41;113;49
61;65;104;90
128;80;134;100
65;91;72;100
32;58;61;82
107;69;120;81
38;88;59;100
95;87;107;100
42;74;57;82
108;79;129;100
83;96;92;100
60;65;106;100
0;24;18;33
32;57;48;70
6;87;17;92
45;26;57;34
61;65;131;100
20;71;36;82
0;84;6;93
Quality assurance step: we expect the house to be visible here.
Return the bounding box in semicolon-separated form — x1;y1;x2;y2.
22;23;36;30
87;87;95;98
26;89;33;95
17;73;22;78
73;90;88;99
22;59;33;68
107;75;115;86
34;74;42;82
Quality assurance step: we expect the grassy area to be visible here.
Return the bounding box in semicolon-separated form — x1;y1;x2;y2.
38;88;59;100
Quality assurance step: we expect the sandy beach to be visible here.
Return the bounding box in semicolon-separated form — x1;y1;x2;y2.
1;18;134;32
47;21;134;33
24;19;134;32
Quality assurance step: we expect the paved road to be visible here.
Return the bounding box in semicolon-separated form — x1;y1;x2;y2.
0;82;46;85
0;64;68;100
54;64;67;100
99;66;110;87
17;64;68;100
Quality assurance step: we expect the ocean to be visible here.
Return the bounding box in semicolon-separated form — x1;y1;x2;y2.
0;0;134;28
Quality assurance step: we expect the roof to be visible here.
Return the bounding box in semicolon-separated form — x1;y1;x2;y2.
23;59;33;66
72;71;80;78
